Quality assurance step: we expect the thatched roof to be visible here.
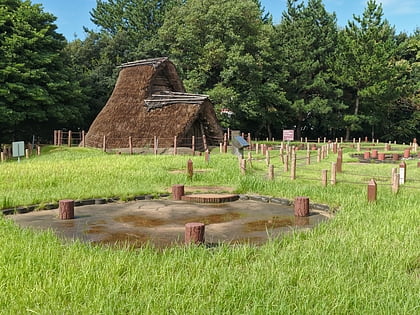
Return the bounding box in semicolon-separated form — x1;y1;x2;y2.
84;57;223;150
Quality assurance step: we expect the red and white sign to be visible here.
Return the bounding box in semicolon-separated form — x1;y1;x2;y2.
282;129;294;141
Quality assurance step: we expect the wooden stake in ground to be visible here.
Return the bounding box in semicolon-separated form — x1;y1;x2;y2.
265;150;270;166
294;197;309;217
391;168;399;194
59;200;75;220
240;158;246;175
367;179;377;202
290;152;296;180
321;169;328;187
331;162;337;185
187;159;193;178
247;151;253;168
268;164;274;180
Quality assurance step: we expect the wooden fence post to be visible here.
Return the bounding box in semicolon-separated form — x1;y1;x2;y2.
306;150;311;165
284;154;289;172
202;135;208;152
265;149;270;166
82;130;86;147
68;130;72;147
367;179;377;202
391;168;399;194
187;159;193;178
37;145;41;156
317;148;321;163
331;162;337;185
240;158;246;175
321;169;328;187
290;152;296;180
1;152;4;163
268;164;274;180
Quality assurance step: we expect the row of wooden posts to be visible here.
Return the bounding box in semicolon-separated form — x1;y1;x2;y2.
53;129;418;154
0;145;41;162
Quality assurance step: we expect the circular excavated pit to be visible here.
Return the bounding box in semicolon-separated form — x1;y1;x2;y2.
8;199;330;248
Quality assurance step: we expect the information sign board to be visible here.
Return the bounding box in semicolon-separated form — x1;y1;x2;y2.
282;130;294;141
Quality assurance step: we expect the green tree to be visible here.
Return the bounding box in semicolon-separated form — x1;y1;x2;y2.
159;0;286;137
274;0;344;140
336;0;407;140
0;0;87;142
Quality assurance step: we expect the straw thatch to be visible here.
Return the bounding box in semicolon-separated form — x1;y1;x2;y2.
84;57;223;151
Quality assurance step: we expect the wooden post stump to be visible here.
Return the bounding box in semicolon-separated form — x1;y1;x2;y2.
403;149;410;158
268;164;274;180
331;162;337;185
187;159;193;178
59;200;74;220
185;222;205;245
367;179;377;202
392;153;399;161
372;149;378;159
364;151;370;159
294;197;309;217
378;153;385;161
321;169;328;187
172;185;185;200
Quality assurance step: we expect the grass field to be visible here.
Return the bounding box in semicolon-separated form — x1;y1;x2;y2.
0;145;419;314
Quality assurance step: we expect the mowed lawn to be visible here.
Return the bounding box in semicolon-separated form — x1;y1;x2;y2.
0;146;419;314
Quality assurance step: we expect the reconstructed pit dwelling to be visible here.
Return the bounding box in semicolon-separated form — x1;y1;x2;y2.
85;57;223;151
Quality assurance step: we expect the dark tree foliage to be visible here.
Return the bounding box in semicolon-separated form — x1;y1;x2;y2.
0;0;88;143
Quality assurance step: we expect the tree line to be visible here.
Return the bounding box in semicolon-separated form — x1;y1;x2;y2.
1;0;419;143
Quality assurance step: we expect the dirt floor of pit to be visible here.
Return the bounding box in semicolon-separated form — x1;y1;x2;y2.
8;199;330;248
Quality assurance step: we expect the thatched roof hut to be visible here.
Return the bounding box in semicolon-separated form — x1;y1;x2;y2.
84;57;223;151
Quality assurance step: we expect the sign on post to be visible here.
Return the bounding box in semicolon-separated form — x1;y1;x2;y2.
283;130;294;141
12;141;25;162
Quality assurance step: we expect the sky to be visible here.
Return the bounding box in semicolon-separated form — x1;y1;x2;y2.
33;0;419;41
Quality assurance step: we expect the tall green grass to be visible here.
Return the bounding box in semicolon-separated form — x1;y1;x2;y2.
0;145;419;313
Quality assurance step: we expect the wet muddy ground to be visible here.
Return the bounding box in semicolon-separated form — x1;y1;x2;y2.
8;199;329;248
